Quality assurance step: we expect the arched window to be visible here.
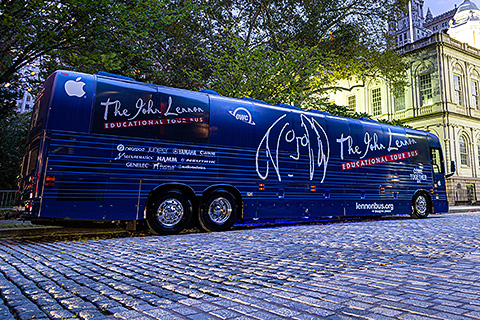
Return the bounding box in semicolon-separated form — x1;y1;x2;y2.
454;74;463;106
471;69;480;109
460;135;469;166
453;63;465;106
415;62;434;107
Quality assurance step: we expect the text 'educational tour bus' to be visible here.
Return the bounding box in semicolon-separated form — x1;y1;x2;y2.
18;71;451;234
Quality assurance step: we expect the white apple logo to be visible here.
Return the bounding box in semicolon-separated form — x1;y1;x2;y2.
64;77;86;97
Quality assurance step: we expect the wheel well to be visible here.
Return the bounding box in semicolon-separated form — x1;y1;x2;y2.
145;183;196;217
202;185;243;219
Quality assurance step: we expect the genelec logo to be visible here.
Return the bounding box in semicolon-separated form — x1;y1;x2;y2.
229;107;255;126
64;77;86;98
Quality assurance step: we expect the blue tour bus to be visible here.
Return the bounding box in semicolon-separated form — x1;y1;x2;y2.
19;70;450;234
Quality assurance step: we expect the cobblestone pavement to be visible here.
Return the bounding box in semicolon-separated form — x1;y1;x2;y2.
1;212;480;320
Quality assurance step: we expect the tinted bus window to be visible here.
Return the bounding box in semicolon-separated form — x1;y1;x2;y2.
29;75;55;141
431;148;444;174
92;79;210;143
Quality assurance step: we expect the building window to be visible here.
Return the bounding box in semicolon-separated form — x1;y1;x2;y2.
394;88;405;111
477;139;480;168
454;74;462;106
347;95;356;112
472;80;479;109
372;88;382;116
460;135;469;166
419;73;433;106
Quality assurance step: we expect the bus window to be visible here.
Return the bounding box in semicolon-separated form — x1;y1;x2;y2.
431;148;444;174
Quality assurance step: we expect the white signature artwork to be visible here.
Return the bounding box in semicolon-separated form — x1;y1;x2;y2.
336;128;417;160
256;114;330;182
100;96;205;121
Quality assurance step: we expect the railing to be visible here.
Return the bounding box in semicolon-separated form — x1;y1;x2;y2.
397;32;480;57
472;109;480;118
0;190;16;210
418;105;433;115
454;105;467;115
394;110;406;119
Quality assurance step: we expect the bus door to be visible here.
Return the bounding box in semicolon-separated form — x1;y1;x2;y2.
429;141;448;213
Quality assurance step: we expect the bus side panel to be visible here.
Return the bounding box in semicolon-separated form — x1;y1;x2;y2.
48;72;96;133
40;133;110;220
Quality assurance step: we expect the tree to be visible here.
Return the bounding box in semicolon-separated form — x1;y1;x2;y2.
0;110;30;189
0;0;195;188
158;0;408;109
0;0;195;102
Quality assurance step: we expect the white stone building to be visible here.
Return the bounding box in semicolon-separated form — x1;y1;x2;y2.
328;0;480;205
16;91;34;113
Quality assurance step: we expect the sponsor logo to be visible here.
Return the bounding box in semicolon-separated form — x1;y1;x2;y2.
229;107;255;125
64;77;86;98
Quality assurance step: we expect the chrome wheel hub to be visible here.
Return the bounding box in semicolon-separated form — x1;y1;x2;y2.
157;198;184;227
208;197;232;225
415;195;427;215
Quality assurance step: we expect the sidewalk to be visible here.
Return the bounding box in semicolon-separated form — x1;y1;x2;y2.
0;218;126;238
448;205;480;213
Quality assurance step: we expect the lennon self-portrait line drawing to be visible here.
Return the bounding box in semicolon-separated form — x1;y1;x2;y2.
256;114;330;183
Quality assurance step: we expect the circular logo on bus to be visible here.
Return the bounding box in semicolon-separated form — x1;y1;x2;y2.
229;107;255;126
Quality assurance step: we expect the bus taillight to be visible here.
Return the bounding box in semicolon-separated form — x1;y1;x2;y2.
45;176;55;187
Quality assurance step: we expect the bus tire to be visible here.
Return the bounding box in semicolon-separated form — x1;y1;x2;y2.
147;191;192;235
198;190;237;232
411;192;431;219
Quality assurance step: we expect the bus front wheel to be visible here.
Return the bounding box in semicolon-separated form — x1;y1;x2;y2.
147;191;192;235
411;192;431;219
198;190;238;232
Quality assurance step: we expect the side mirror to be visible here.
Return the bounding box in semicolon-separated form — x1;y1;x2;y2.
446;160;456;178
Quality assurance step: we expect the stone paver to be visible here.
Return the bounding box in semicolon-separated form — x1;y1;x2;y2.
0;212;480;319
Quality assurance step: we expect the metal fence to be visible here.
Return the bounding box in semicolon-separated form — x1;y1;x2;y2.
0;190;16;210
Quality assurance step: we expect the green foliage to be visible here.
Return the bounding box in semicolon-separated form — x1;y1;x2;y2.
0;0;196;187
0;86;18;119
171;0;408;108
0;111;30;189
0;0;195;94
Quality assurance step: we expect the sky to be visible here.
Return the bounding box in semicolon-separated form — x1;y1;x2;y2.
423;0;461;17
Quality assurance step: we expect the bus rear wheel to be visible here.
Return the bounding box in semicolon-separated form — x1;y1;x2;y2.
198;190;237;232
411;192;431;219
147;191;192;235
